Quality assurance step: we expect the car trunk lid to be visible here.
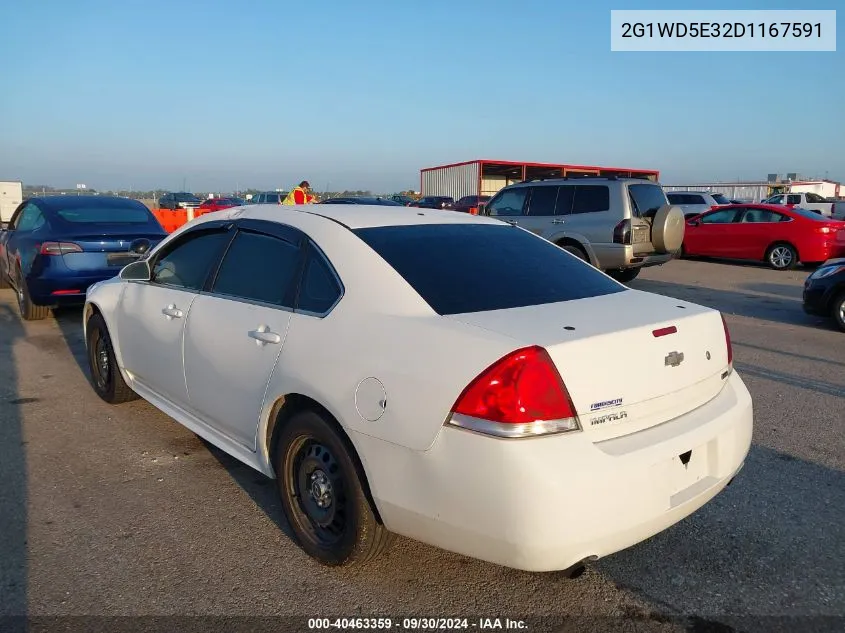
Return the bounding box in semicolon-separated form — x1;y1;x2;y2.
445;289;731;441
58;231;165;271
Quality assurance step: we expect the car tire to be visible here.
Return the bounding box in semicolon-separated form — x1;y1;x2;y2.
651;205;685;253
85;312;139;404
765;243;798;270
607;268;641;283
832;292;845;333
275;409;394;566
558;242;589;262
16;267;50;321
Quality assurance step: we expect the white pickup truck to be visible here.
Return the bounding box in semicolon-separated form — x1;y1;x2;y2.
762;191;845;219
1;180;23;228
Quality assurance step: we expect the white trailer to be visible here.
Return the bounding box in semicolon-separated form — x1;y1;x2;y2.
1;180;23;227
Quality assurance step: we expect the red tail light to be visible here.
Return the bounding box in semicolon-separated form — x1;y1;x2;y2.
721;313;733;369
40;242;82;255
613;219;632;244
449;346;579;437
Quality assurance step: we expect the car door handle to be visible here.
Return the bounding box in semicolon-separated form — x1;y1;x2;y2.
551;218;566;224
161;304;183;319
248;326;281;346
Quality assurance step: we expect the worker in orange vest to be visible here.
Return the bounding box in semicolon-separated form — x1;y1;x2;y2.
282;181;314;205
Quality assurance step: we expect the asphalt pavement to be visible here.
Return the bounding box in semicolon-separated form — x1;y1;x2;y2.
0;258;843;633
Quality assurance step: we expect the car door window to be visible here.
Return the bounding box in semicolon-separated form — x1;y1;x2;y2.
525;186;559;216
741;208;781;223
211;230;301;307
151;229;232;290
486;189;528;216
15;204;45;232
571;185;610;214
700;209;739;224
296;244;342;315
766;195;785;204
806;193;826;203
787;194;802;205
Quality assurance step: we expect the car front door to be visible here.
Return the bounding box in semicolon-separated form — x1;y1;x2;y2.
684;208;741;257
182;220;304;449
115;222;234;408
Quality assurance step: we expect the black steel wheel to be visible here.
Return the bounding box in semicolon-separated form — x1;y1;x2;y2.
85;312;138;404
275;409;394;566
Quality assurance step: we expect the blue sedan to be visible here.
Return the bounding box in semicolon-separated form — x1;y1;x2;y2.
0;195;167;320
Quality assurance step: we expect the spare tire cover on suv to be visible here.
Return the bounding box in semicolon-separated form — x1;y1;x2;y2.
651;205;685;253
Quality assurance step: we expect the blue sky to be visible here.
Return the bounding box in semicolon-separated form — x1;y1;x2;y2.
1;0;843;192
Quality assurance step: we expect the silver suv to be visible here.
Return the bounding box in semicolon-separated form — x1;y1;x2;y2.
482;177;685;282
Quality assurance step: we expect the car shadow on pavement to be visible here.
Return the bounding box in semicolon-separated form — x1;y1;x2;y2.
739;283;804;300
52;307;88;378
598;444;845;625
0;299;28;627
202;441;297;541
629;278;836;331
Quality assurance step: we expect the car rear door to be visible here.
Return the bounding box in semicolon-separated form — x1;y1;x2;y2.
181;219;305;449
518;185;562;237
115;222;234;408
730;207;785;259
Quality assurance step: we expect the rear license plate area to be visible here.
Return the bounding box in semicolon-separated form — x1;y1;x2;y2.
653;441;719;509
632;226;650;244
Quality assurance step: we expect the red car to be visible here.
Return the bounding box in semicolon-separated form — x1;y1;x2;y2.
682;204;845;270
197;197;245;214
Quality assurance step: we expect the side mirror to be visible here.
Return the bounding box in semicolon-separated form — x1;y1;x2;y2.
120;259;151;281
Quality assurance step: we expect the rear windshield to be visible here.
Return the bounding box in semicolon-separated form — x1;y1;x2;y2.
353;223;625;315
629;184;667;217
791;207;828;221
710;193;731;204
55;206;155;224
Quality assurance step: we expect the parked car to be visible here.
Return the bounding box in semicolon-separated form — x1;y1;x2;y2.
803;258;845;332
482;177;685;282
319;197;403;206
198;197;245;213
83;203;751;574
158;192;202;210
0;196;167;320
250;192;289;205
388;195;416;206
666;191;729;219
411;196;454;210
681;204;845;270
761;192;844;218
453;195;491;214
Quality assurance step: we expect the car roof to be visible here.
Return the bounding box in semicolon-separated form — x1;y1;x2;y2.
32;195;147;211
241;203;503;229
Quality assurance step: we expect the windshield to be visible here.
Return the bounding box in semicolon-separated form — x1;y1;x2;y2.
352;223;625;315
174;193;200;202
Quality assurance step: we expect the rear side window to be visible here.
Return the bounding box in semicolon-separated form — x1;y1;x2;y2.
151;229;231;290
212;230;301;307
353;224;625;315
296;246;342;314
630;184;668;217
571;185;609;214
525;186;559;216
806;193;826;203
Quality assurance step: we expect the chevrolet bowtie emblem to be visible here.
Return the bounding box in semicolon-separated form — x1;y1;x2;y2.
665;351;684;367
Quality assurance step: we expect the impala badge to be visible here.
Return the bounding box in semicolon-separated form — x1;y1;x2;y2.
665;351;684;367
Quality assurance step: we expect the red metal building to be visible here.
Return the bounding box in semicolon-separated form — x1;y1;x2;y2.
420;159;660;201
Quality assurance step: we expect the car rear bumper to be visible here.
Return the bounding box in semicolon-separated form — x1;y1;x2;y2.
28;273;119;306
594;243;675;270
356;370;753;572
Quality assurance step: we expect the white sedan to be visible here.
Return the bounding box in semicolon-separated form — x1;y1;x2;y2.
83;203;753;574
